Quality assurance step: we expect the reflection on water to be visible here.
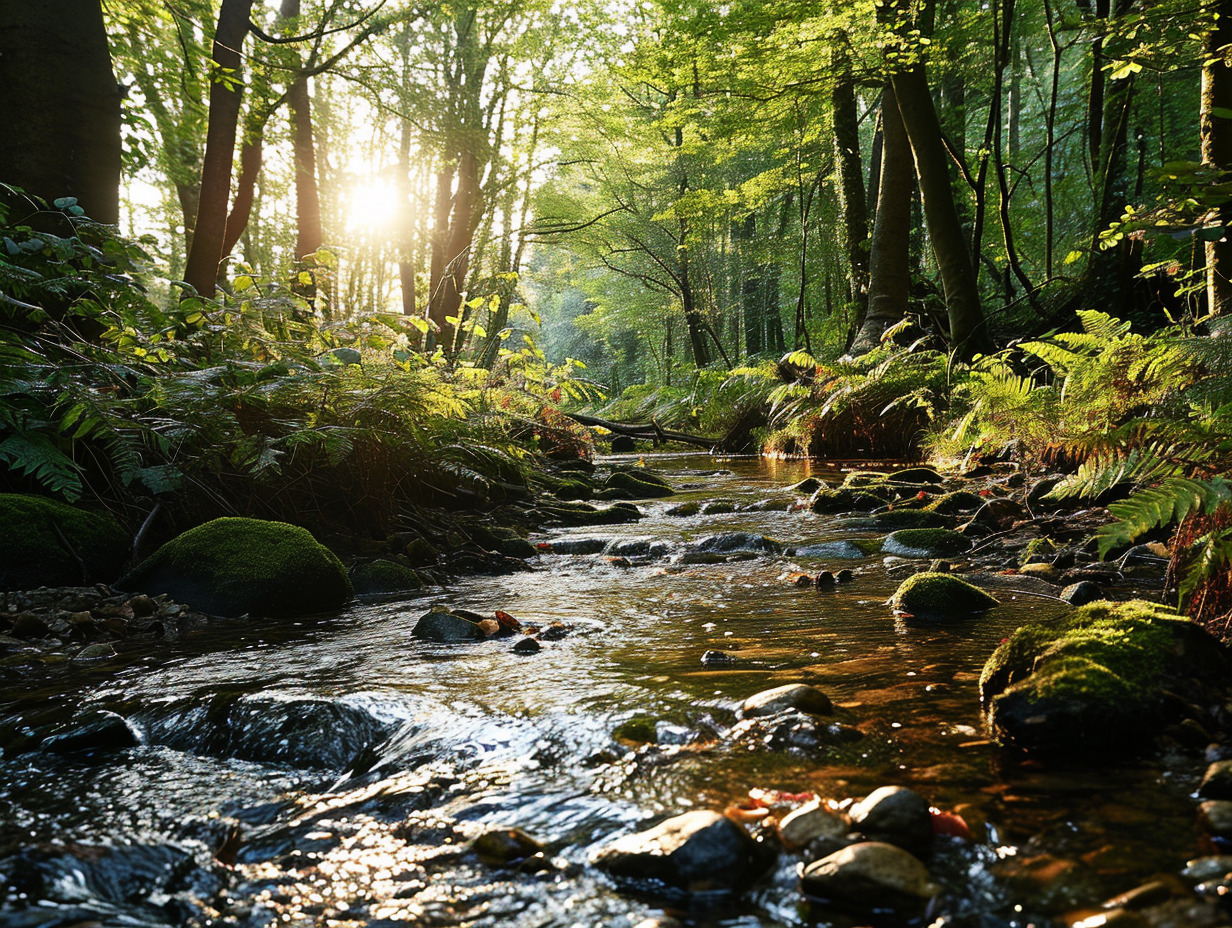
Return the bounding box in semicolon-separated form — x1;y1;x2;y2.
0;455;1209;926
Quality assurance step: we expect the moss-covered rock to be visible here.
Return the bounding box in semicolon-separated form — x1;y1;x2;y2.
924;491;986;515
350;559;422;597
888;467;944;485
871;509;953;530
123;517;352;617
979;600;1231;754
889;571;999;618
810;487;889;514
0;494;129;589
882;528;972;557
602;468;676;499
842;471;891;489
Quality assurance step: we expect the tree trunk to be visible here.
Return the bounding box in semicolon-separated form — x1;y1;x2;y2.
429;148;480;354
1203;0;1232;316
426;164;456;346
0;1;121;223
833;40;869;318
852;82;913;355
182;0;255;298
892;63;992;359
221;134;264;262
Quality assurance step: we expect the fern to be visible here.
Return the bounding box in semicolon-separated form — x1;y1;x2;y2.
0;430;82;500
1095;476;1232;557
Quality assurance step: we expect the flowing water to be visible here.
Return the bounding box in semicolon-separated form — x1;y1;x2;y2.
0;456;1210;927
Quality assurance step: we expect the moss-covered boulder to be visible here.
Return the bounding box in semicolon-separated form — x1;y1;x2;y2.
602;468;675;499
924;491;986;515
350;559;422;597
123;518;352;617
889;572;999;618
870;509;953;530
0;494;128;589
810;487;889;514
888;467;945;486
841;471;891;489
882;528;972;557
979;600;1231;754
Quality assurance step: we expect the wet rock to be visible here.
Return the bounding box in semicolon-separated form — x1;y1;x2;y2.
614;715;660;744
741;684;832;718
72;642;117;662
789;540;868;559
1026;475;1065;510
744;498;794;512
513;637;541;654
1201;801;1232;842
473;827;544;865
42;709;140;754
981;600;1231;755
633;918;683;928
1182;856;1232;882
350;559;422;596
889;572;999;618
889;467;944;485
1200;760;1232;799
810;488;888;514
848;786;933;852
701;649;736;666
0;493;128;589
925;491;987;515
1103;880;1174;910
699;500;739;515
412;606;484;642
871;509;953;530
800;841;939;914
607;538;673;558
122;517;353;618
694;532;782;555
604;469;676;499
790;477;826;495
971;497;1027;529
542;537;609;555
729;712;861;753
994;853;1102;915
1018;562;1063;583
1061;580;1104;606
815;570;836;587
777;799;849;852
11;613;52;639
835;569;854;583
610;435;637;452
882;528;972;558
591;810;772;894
543;501;643;527
665;501;701;517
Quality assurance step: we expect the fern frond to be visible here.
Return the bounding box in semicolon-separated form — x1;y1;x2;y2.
1048;448;1180;500
0;430;82;500
1096;476;1232;557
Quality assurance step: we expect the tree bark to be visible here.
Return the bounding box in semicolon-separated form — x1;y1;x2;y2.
852;82;913;355
833;40;869;318
0;1;121;224
1203;0;1232;316
182;0;256;298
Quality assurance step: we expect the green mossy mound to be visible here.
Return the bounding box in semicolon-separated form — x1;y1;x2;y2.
123;517;352;617
882;528;972;557
871;509;953;530
0;494;128;589
980;600;1231;754
602;468;675;499
350;559;422;596
810;487;890;514
925;491;986;515
889;571;999;618
888;467;945;485
841;471;891;489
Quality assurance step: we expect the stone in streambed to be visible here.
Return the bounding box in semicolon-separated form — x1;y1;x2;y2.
694;532;782;555
809;487;888;514
889;572;999;618
778;799;849;852
591;809;772;894
1201;801;1232;844
1061;580;1103;606
882;528;971;558
788;540;868;559
41;709;140;755
0;493;128;589
1201;760;1232;800
848;786;933;852
800;841;940;914
871;509;953;530
604;468;675;498
741;684;832;719
473;827;543;865
412;605;484;642
350;559;422;596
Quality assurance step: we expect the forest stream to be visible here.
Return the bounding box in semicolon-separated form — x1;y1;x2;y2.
0;455;1214;928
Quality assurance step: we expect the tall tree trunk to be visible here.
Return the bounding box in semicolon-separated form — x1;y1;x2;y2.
1203;0;1232;316
221;132;264;262
426;164;456;347
892;62;992;359
182;0;255;298
1044;0;1062;278
429;148;480;354
852;82;913;355
396;28;418;319
833;39;870;320
0;1;121;223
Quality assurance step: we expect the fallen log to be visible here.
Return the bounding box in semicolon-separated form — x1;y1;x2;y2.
564;412;719;450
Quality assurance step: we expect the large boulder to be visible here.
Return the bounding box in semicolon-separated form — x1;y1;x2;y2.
591;810;772;895
980;600;1231;754
602;469;675;499
800;841;940;915
741;684;832;718
412;605;484;642
882;528;972;558
122;517;352;618
889;572;999;619
0;494;128;589
350;559;422;597
848;786;933;852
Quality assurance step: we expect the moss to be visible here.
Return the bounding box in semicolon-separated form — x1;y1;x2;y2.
350;559;422;596
841;471;890;489
810;487;889;514
604;469;675;498
889;571;999;617
883;528;972;556
613;715;659;744
888;467;945;485
853;537;885;556
123;517;353;618
871;509;952;530
924;491;986;515
0;494;128;589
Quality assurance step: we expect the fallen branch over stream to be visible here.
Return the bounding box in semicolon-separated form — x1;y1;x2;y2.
564;411;720;450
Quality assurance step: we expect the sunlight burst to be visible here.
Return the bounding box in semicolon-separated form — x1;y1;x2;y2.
347;181;399;232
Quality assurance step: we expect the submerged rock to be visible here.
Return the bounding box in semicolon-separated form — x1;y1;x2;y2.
980;599;1231;754
882;528;972;558
848;786;933;852
694;532;782;555
889;572;999;618
350;559;422;596
789;477;827;495
591;810;772;894
0;493;128;589
789;540;869;559
800;841;940;914
412;605;484;642
741;684;832;718
41;709;140;755
122;517;352;618
777;799;849;853
871;509;953;530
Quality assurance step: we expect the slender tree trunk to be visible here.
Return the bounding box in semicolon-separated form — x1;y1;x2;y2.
1044;0;1062;278
429;148;480;354
833;39;869;319
182;0;255;298
892;61;992;359
1203;0;1232;316
221;132;264;262
396;27;418;319
0;1;121;223
427;164;456;346
852;82;913;355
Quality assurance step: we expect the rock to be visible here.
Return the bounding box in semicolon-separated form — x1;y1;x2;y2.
1026;475;1065;510
925;491;986;515
789;540;868;559
836;569;854;583
41;709;140;754
610;435;637;453
971;497;1027;529
1102;880;1174;910
473;827;543;865
728;713;862;753
633;918;683;928
1182;856;1232;882
72;642;117;662
888;467;944;485
800;842;940;914
980;600;1232;755
701;649;736;666
542;537;608;555
743;498;793;512
699;500;739;515
694;532;782;555
889;572;999;618
122;518;352;618
512;637;541;654
591;810;772;894
11;613;52;639
129;594;157;617
814;570;835;587
1061;581;1103;606
412;606;484;642
1202;761;1232;799
607;538;672;558
1201;801;1232;842
665;501;701;517
0;493;128;589
741;684;832;718
350;559;422;596
848;786;933;852
604;469;675;498
810;487;889;513
778;799;849;852
789;477;826;495
1017;562;1062;582
882;528;972;558
871;509;953;530
614;715;660;744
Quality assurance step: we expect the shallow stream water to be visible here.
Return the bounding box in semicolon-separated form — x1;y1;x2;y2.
0;455;1211;927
